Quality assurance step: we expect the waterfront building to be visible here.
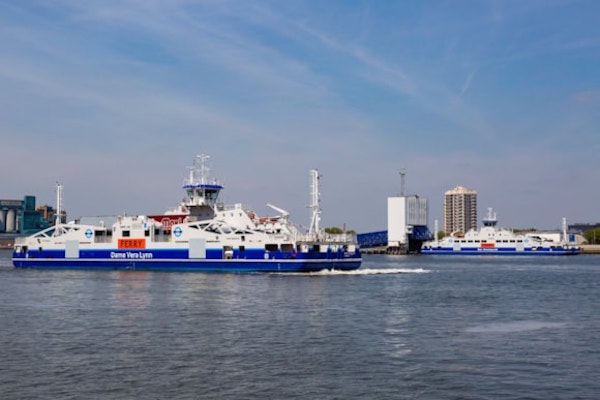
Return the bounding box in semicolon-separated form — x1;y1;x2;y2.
0;196;55;237
443;186;477;234
387;195;430;253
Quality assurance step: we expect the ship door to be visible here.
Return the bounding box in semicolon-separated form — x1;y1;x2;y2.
189;238;206;258
223;246;233;259
65;240;79;259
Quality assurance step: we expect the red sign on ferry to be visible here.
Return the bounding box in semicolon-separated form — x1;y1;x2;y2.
118;238;146;249
480;242;495;248
148;215;187;230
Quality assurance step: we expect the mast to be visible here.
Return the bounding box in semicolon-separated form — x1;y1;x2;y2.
197;154;210;185
55;182;63;227
185;154;211;187
308;169;321;238
482;207;497;227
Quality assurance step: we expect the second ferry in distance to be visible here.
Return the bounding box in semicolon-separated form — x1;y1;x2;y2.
421;208;580;256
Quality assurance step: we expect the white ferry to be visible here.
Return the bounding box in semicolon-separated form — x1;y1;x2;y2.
12;155;361;272
421;208;580;256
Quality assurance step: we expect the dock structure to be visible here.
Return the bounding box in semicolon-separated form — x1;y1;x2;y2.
580;245;600;254
359;244;409;255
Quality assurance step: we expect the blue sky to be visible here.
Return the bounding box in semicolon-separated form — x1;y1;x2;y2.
1;0;599;232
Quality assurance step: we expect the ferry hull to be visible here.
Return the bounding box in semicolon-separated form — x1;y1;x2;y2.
12;249;361;272
420;248;580;256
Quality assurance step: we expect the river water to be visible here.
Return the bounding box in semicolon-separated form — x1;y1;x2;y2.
1;250;599;399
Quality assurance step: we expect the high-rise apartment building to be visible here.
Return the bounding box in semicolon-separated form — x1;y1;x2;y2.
443;186;477;234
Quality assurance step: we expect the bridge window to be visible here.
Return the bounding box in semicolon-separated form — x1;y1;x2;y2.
265;244;278;252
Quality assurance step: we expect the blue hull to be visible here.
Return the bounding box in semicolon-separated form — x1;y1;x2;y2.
12;248;362;272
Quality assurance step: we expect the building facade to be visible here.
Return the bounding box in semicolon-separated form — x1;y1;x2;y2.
387;195;430;252
0;196;55;235
443;186;477;234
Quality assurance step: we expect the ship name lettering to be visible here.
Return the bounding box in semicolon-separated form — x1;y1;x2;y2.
126;251;153;259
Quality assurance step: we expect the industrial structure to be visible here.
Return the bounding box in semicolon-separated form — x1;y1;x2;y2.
357;170;430;254
443;185;477;234
386;195;430;253
0;196;58;248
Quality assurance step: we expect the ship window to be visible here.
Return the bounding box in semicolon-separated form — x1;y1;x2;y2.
239;246;245;252
122;230;130;237
145;230;150;237
265;244;278;252
281;243;294;252
205;225;220;233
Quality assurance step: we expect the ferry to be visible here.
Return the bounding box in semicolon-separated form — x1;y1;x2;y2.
12;155;361;272
420;208;580;256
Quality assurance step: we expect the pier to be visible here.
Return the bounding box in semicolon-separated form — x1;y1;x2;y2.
580;245;600;254
360;246;409;255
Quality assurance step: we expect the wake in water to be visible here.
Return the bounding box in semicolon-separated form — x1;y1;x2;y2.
276;268;431;276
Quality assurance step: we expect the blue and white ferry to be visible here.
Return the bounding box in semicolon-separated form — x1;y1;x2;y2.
12;155;361;272
420;208;580;256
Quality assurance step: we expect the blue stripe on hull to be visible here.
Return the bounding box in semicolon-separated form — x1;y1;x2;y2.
12;258;362;272
12;248;362;272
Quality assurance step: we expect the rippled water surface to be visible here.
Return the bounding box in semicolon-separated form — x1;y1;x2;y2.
1;250;599;399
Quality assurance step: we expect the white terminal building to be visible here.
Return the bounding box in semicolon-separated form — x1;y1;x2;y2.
386;171;431;253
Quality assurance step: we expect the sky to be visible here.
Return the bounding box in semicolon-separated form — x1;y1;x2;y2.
1;0;599;233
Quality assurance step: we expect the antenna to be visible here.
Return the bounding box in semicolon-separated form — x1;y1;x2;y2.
399;168;406;196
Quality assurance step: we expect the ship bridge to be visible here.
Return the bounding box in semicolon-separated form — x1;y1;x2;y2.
183;154;224;208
